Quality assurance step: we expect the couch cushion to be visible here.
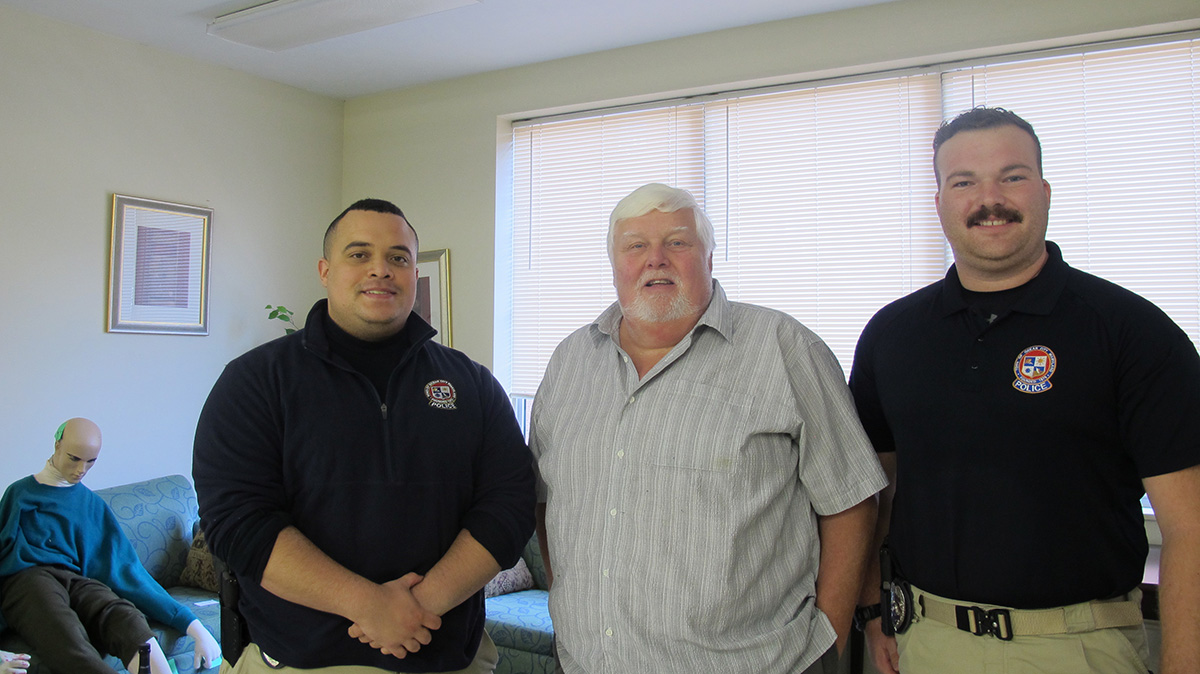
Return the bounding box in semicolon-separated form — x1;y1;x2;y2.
159;586;221;664
485;589;553;656
494;648;556;674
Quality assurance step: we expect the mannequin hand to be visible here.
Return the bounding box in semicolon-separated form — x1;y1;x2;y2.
0;651;31;674
187;619;222;670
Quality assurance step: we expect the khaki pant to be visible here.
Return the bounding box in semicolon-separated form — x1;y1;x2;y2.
222;631;498;674
896;586;1150;674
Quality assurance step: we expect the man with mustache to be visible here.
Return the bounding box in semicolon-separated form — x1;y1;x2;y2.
0;418;221;674
530;183;887;673
850;107;1200;673
193;199;535;673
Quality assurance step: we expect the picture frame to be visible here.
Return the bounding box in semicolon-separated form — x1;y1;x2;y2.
415;248;452;346
107;195;212;335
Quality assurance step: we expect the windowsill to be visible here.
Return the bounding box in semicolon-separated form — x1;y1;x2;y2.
1144;512;1161;546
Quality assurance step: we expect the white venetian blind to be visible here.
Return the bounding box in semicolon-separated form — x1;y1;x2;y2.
511;106;707;394
510;73;946;396
942;38;1200;346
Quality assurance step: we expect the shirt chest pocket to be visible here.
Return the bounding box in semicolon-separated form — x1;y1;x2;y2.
623;383;755;473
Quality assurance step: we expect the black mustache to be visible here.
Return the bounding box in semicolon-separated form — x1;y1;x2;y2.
968;205;1023;227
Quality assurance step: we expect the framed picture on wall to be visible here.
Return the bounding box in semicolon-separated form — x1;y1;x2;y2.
107;194;212;335
416;248;452;346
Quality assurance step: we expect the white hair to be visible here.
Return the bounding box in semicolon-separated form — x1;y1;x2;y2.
607;183;716;264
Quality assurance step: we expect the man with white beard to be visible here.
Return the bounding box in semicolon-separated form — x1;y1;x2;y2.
530;183;887;674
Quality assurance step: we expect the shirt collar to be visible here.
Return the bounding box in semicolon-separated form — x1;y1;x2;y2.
938;241;1070;318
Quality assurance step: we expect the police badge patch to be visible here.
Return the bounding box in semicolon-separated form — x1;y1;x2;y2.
1013;345;1056;394
424;379;457;409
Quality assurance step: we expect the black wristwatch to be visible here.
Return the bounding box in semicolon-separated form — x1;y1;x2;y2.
853;603;883;632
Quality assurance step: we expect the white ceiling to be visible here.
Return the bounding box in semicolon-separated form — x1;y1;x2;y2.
0;0;897;99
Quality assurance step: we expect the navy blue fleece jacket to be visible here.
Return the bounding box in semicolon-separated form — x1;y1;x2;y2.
192;301;535;670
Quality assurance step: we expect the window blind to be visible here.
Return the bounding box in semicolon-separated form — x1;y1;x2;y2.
509;36;1200;399
511;74;944;396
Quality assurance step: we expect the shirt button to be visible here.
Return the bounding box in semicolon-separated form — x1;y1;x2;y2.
617;450;625;458
605;628;614;637
628;396;635;404
603;569;610;578
609;508;617;517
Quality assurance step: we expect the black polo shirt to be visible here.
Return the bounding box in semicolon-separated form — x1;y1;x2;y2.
850;241;1200;608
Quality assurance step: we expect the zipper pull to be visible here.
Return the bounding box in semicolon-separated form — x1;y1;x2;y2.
380;403;387;419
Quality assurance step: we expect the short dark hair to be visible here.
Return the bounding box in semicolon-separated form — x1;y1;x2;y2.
322;198;418;258
933;107;1042;185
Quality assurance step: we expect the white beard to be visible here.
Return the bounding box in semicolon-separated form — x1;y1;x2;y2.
620;289;699;323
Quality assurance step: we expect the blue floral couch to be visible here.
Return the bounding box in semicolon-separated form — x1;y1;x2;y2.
485;536;555;674
0;474;221;674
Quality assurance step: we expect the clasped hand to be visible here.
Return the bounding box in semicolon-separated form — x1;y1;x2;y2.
347;572;442;659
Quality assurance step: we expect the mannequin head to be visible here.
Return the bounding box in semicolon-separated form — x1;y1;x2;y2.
50;418;102;484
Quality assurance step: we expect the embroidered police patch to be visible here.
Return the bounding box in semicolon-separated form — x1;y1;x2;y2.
1013;345;1056;394
424;380;457;409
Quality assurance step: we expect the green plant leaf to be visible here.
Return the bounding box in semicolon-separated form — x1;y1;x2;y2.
267;303;300;334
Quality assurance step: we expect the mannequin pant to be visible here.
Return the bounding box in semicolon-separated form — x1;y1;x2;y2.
1;566;153;674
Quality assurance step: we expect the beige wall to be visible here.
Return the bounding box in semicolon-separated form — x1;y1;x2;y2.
1;0;1197;488
343;0;1200;375
0;5;343;488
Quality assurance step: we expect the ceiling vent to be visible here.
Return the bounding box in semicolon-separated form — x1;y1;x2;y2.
208;0;480;51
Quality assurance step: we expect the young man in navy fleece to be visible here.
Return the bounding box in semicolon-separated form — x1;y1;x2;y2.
193;199;535;674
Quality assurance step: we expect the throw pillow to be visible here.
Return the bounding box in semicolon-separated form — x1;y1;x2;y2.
483;557;533;598
179;529;219;593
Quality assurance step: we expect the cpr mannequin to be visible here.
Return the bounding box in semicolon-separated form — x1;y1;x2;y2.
0;418;221;674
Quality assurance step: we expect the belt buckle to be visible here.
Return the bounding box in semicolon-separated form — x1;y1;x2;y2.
957;605;1013;641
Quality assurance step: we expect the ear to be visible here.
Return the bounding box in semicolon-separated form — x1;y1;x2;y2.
1042;179;1052;204
318;258;330;288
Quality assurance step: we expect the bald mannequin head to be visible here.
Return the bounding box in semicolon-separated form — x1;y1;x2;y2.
50;418;102;484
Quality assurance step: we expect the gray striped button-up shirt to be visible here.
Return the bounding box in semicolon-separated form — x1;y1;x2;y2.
531;280;887;673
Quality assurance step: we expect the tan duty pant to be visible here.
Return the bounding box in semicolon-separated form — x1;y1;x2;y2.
896;586;1150;674
221;632;498;674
